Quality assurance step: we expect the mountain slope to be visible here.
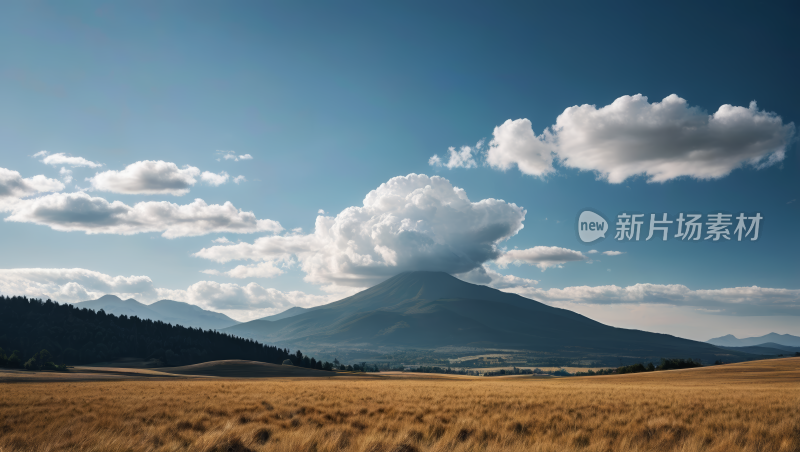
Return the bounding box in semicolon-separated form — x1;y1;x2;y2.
707;333;800;347
223;271;744;364
260;306;308;321
148;299;240;330
74;295;239;330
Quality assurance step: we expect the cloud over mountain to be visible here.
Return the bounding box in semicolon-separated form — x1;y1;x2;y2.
5;192;282;238
195;174;526;289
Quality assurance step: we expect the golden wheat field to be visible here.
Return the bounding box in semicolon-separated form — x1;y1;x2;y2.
1;358;799;452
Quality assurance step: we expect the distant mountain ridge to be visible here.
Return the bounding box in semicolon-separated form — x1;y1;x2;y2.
707;333;800;348
74;295;240;330
717;344;800;356
223;271;748;365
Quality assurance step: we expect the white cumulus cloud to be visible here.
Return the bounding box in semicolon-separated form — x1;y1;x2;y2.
59;167;73;184
5;192;283;238
88;160;202;196
0;167;64;211
233;175;247;184
603;250;624;256
484;94;795;183
218;260;292;279
486;119;556;177
161;280;330;320
194;174;526;290
200;171;229;186
495;246;586;271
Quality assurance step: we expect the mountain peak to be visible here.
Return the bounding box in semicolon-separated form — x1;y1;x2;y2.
97;294;122;302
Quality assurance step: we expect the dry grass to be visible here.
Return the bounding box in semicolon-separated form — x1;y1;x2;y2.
1;358;799;452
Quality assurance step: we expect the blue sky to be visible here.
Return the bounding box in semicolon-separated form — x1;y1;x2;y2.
1;1;798;340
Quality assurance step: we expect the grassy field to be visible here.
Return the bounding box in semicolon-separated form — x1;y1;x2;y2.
1;358;798;452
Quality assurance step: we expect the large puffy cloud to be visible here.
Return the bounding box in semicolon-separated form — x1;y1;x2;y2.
484;94;795;183
554;95;795;182
35;151;103;168
0;167;64;211
195;174;526;288
5;192;283;238
495;246;586;271
504;283;800;316
88;160;207;195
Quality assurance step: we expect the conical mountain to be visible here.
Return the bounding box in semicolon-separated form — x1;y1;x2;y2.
223;271;741;365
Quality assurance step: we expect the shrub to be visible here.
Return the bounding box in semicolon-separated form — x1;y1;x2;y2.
24;357;39;370
8;351;22;368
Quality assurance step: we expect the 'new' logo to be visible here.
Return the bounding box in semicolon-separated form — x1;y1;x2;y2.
578;211;607;243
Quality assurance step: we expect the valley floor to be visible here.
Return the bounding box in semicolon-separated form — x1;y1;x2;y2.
0;358;799;452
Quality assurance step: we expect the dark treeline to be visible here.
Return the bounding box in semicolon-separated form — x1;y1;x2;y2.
404;366;478;375
0;295;323;369
575;358;703;376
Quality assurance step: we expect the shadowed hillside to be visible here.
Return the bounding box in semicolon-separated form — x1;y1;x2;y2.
0;295;315;368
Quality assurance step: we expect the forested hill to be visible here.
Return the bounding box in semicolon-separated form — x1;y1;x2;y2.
0;295;319;368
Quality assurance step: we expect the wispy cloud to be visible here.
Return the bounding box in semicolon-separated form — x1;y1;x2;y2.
35;151;102;168
216;151;253;162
